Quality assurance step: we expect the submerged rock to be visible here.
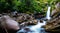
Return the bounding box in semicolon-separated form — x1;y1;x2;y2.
40;20;43;23
24;28;31;32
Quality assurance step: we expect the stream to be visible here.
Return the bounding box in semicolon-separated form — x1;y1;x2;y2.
16;6;51;33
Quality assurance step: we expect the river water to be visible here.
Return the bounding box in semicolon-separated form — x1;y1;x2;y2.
16;6;51;33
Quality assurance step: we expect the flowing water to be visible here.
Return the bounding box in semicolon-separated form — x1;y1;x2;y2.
46;6;51;20
17;20;47;33
17;6;51;33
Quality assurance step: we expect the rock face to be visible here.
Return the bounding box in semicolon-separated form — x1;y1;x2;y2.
51;2;60;18
43;16;60;32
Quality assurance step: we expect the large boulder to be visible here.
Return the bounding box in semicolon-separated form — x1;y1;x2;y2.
0;15;20;30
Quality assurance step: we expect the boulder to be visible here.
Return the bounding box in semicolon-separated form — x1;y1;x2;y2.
0;15;20;30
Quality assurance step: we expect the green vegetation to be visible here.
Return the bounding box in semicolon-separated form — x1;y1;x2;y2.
0;0;60;14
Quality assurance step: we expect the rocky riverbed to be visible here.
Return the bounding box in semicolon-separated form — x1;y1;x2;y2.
43;16;60;32
0;13;44;33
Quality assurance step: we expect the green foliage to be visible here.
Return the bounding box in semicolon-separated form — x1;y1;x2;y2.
0;0;60;14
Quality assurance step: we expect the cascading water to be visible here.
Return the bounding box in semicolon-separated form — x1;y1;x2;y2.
46;6;51;20
17;20;46;33
28;20;46;33
17;6;51;33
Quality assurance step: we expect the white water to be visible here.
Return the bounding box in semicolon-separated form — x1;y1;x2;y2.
17;6;51;33
46;6;51;20
13;11;17;15
17;20;46;33
28;20;46;33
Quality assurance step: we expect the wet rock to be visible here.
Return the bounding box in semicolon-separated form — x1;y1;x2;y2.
14;13;35;23
20;22;27;28
42;18;49;21
41;25;45;28
34;13;44;19
43;16;60;32
24;28;31;31
19;19;38;26
45;19;48;21
32;19;38;24
27;21;35;25
40;20;43;23
28;20;37;25
16;16;24;23
28;21;33;24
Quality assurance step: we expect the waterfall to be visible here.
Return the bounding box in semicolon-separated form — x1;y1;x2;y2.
46;6;51;20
